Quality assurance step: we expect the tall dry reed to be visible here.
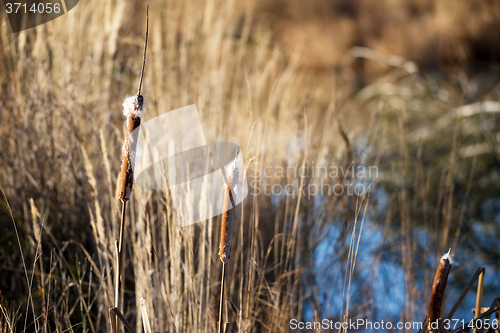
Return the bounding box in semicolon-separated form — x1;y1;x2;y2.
113;7;148;333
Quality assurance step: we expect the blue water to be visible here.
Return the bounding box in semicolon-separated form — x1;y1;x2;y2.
304;190;500;331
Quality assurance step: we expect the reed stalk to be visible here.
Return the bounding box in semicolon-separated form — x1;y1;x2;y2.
112;6;149;333
140;297;153;333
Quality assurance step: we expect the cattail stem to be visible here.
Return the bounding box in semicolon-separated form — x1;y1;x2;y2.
428;249;453;332
138;6;149;95
114;200;127;308
218;262;226;333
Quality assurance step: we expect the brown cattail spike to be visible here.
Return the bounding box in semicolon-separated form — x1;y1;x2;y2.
118;4;148;202
219;149;240;263
428;249;453;332
118;94;144;202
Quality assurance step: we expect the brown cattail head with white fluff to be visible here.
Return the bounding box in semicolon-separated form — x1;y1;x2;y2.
118;94;144;202
427;249;453;332
219;151;240;263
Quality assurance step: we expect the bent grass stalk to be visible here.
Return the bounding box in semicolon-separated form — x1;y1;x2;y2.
112;6;149;333
218;149;240;333
427;249;453;332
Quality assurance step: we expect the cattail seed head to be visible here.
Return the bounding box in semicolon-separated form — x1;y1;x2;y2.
122;94;144;117
219;156;239;263
428;249;453;332
118;94;144;202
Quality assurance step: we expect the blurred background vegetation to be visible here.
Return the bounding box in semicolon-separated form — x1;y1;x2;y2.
0;0;499;332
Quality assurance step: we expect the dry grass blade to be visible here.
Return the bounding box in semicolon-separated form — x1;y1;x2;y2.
140;297;153;333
